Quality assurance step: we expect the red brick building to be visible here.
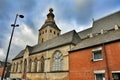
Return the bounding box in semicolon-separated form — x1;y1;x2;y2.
69;11;120;80
0;61;11;79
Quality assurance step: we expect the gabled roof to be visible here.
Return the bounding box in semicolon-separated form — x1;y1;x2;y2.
78;27;92;39
13;30;81;60
13;50;25;60
70;29;120;52
92;11;120;33
30;30;80;54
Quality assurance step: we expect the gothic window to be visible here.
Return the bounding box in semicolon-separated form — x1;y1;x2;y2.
16;62;18;72
45;30;47;33
42;38;44;43
29;59;32;72
24;59;27;73
52;51;63;71
34;59;38;72
20;61;22;72
40;56;44;72
14;63;16;72
13;63;15;72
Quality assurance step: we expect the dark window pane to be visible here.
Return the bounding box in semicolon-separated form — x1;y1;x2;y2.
113;73;120;80
50;30;52;33
96;74;104;80
93;50;102;60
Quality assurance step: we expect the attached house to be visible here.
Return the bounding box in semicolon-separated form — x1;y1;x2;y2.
69;11;120;80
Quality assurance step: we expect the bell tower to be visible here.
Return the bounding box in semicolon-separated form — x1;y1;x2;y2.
38;8;61;44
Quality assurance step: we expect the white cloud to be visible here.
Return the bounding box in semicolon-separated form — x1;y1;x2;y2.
56;19;90;34
12;24;37;48
0;48;5;59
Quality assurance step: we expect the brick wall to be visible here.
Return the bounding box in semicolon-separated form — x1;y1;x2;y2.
69;41;120;80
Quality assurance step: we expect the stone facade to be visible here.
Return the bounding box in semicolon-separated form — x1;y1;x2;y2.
10;8;78;80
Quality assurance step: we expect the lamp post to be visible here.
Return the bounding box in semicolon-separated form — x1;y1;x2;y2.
1;14;24;80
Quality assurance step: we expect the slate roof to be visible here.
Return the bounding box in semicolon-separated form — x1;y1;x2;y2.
13;50;25;60
13;11;120;60
13;30;81;60
78;27;92;39
13;45;34;60
92;11;120;33
30;30;80;54
70;29;120;52
39;21;61;31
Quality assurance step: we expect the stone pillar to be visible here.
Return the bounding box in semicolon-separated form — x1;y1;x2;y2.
37;61;40;72
31;61;34;72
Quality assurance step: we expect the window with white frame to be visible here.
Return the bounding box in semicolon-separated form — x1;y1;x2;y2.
52;51;63;71
92;47;102;61
95;73;105;80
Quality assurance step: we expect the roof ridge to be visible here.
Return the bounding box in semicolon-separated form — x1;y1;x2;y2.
78;27;92;33
94;10;120;22
32;30;76;48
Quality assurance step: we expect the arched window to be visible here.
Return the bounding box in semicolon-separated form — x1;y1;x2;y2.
40;56;44;72
52;51;63;71
13;63;15;72
20;61;22;72
29;59;32;72
16;62;18;72
34;58;38;72
14;63;16;72
24;59;27;73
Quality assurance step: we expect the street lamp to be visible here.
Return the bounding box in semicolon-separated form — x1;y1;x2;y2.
1;14;24;80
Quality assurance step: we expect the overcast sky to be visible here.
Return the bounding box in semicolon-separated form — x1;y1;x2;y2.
0;0;120;61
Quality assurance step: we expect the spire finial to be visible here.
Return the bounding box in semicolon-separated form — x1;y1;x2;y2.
45;8;55;23
49;8;53;13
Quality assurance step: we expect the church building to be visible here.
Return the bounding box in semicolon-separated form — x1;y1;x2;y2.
10;8;80;80
10;8;120;80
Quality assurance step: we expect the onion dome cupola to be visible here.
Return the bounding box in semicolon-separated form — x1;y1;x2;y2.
38;8;61;44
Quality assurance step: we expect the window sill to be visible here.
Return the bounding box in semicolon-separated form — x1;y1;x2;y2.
93;59;103;62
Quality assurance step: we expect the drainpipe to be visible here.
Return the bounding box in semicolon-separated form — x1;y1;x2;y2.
103;43;110;80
